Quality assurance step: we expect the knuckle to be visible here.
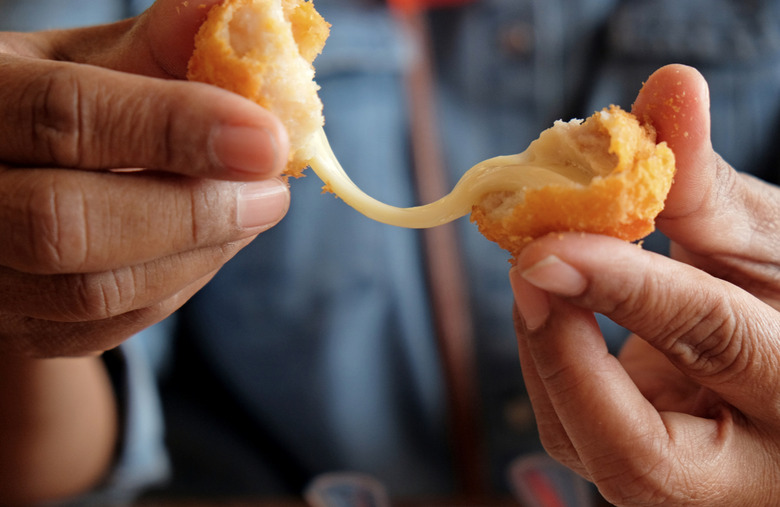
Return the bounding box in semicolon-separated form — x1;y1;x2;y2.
23;176;90;273
21;68;212;173
26;66;88;167
584;260;755;383
539;436;576;464
160;105;180;170
187;181;229;245
659;294;751;382
71;268;140;320
575;256;658;325
148;85;216;175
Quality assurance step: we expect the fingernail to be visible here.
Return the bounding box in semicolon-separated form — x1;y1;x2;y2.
211;125;280;176
510;267;550;332
521;255;587;296
237;179;290;230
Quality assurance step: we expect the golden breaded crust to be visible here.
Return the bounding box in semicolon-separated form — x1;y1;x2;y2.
471;106;676;259
283;0;330;64
187;0;330;176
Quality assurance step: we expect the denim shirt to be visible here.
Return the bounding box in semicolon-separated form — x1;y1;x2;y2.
4;0;780;503
0;0;151;29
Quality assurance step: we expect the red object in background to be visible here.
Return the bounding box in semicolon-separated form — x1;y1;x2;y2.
388;0;473;13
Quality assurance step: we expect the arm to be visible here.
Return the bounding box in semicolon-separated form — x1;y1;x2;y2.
510;65;780;505
0;0;290;502
0;357;117;505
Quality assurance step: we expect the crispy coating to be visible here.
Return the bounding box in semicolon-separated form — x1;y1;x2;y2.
471;106;676;259
187;0;330;177
186;4;674;250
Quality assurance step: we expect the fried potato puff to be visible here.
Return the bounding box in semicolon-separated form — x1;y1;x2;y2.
188;0;330;177
187;0;676;258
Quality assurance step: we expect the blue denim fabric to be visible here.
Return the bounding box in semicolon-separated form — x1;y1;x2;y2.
0;0;123;30
0;0;151;30
163;4;454;497
435;0;780;486
594;0;780;180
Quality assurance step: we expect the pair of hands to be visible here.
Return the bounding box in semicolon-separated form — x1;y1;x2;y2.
4;0;779;502
0;0;291;357
512;65;780;505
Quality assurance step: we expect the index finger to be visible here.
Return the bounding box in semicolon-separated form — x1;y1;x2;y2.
516;233;780;424
0;54;288;180
512;276;747;505
0;168;290;275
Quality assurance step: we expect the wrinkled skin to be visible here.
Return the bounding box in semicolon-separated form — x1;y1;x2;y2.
0;2;290;503
511;64;780;506
0;0;290;357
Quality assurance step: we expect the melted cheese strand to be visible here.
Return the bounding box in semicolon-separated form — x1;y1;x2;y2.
308;126;593;229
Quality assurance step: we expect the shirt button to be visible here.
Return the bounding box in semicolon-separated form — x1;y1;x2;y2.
504;396;536;433
499;22;534;58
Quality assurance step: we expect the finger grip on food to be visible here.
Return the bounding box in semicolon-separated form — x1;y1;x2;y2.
187;0;676;257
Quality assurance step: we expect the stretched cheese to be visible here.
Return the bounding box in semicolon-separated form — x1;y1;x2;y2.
308;124;594;229
188;0;676;256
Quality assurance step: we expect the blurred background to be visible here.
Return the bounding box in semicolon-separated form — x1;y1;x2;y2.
4;0;780;505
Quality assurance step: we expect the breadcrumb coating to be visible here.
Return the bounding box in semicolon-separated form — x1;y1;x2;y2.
471;106;676;259
185;4;674;253
187;0;330;177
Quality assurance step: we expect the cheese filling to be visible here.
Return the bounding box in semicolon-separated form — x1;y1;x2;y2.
308;116;607;229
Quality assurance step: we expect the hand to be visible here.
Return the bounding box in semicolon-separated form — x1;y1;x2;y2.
0;0;291;357
633;65;780;308
510;65;780;506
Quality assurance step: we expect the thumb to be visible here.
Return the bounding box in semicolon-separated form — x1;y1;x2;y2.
143;0;222;78
44;0;222;78
632;63;716;223
632;65;780;298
